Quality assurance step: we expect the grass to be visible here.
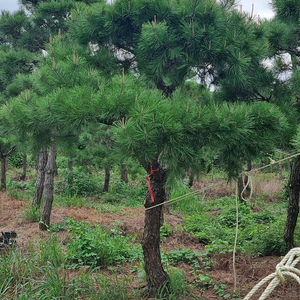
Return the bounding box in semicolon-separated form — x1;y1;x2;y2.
1;163;293;299
0;239;193;300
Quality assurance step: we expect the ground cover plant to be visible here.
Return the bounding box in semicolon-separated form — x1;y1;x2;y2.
1;162;300;299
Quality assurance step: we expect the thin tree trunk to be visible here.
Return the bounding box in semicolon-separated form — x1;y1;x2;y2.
142;161;169;296
0;155;6;190
103;167;110;192
5;155;8;171
283;156;300;250
188;169;194;188
68;157;73;186
120;163;128;183
278;152;283;180
68;157;73;171
39;146;57;231
32;150;48;209
19;153;27;181
287;158;291;177
0;149;13;190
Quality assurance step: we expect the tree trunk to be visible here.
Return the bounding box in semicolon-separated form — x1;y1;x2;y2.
5;155;8;171
0;154;6;190
287;158;291;177
19;153;27;181
68;157;73;186
188;169;194;188
39;146;57;231
120;163;128;183
103;167;110;192
68;157;73;171
278;152;283;181
283;156;300;250
32;150;48;209
142;161;169;296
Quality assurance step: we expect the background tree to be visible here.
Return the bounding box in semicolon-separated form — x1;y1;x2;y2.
266;0;300;249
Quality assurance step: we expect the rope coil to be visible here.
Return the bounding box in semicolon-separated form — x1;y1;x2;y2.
243;247;300;300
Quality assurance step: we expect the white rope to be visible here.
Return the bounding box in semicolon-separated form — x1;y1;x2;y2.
243;247;300;300
145;180;225;210
233;181;239;291
240;172;253;202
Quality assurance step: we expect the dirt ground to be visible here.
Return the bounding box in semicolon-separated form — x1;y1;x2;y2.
1;190;300;300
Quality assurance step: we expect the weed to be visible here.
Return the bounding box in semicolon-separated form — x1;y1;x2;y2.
56;169;101;197
22;204;41;222
35;234;65;266
0;277;12;298
58;193;86;208
156;267;194;299
65;219;142;267
166;248;201;264
160;222;173;241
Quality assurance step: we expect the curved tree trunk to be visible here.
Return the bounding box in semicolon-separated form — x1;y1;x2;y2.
32;150;48;209
283;156;300;250
39;146;57;231
142;161;169;296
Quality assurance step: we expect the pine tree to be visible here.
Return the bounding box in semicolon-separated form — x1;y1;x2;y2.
266;0;300;250
1;0;289;296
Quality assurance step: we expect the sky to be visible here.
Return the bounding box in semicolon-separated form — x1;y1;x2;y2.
0;0;275;19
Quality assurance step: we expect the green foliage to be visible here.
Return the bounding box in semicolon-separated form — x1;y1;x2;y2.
181;195;292;256
101;178;146;206
7;179;35;201
58;193;87;208
65;219;142;267
34;234;65;267
8;152;23;168
22;204;41;222
56;169;101;197
217;205;251;228
156;267;192;300
160;222;173;240
165;248;200;264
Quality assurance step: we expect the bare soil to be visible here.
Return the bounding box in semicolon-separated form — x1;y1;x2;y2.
1;183;300;300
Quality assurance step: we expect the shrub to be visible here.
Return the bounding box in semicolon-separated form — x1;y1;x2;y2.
8;153;24;169
217;204;251;228
56;169;101;197
65;219;142;267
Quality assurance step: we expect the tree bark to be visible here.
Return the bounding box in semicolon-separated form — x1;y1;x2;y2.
19;153;27;181
120;163;128;183
68;157;73;171
278;152;283;180
103;167;110;192
188;169;194;188
68;157;73;186
142;161;169;296
0;155;6;190
39;146;57;231
287;158;291;177
283;156;300;250
32;150;48;209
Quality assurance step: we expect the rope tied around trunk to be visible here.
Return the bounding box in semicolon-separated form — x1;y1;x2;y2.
243;247;300;300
